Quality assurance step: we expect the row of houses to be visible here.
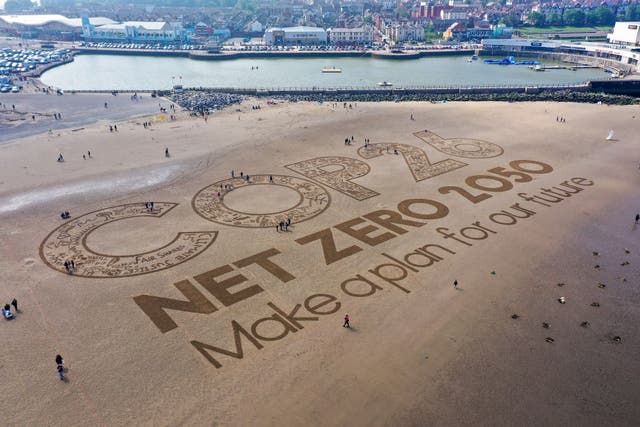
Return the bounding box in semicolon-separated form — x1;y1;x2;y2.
264;26;375;46
263;24;429;46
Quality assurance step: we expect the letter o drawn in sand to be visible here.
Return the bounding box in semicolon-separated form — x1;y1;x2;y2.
39;203;218;278
192;174;330;228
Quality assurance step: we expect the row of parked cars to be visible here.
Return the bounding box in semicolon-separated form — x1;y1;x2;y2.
80;42;206;50
0;47;71;93
0;76;20;93
0;47;69;75
220;44;398;52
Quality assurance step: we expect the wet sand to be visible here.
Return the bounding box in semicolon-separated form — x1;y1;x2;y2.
0;99;639;426
0;92;162;142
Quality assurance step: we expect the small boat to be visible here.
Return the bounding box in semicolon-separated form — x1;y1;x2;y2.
377;81;393;87
322;66;342;73
533;65;544;72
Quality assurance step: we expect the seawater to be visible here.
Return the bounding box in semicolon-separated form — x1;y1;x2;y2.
41;54;609;90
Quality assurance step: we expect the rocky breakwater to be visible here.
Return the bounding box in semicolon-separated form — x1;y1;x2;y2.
268;90;640;105
170;91;244;113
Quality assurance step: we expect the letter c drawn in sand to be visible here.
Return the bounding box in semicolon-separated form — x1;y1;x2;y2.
39;203;218;278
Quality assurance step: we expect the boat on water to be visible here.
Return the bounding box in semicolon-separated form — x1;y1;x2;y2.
377;81;393;87
484;56;540;65
322;66;342;73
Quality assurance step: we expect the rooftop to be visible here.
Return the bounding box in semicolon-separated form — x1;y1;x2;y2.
0;14;115;28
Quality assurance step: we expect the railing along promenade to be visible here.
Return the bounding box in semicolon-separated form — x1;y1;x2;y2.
68;82;590;95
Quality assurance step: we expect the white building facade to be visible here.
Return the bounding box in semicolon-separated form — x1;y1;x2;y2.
328;27;374;45
385;24;425;43
607;21;640;46
264;26;327;45
83;20;183;43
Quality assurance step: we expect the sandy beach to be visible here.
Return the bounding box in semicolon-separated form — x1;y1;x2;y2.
0;98;639;426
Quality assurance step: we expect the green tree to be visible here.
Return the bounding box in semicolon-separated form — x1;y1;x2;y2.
593;6;615;25
4;0;35;12
625;3;639;21
394;5;409;19
528;11;546;27
500;13;521;27
548;13;562;26
564;8;586;26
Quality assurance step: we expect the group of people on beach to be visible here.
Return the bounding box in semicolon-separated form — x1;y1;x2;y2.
276;218;292;232
556;116;567;123
144;202;155;211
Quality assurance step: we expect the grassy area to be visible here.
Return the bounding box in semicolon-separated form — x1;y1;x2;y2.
519;26;611;35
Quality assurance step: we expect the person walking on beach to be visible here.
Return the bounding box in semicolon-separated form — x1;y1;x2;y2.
165;148;169;157
11;299;17;312
57;364;64;380
636;213;639;224
55;354;65;380
454;279;458;289
343;314;350;328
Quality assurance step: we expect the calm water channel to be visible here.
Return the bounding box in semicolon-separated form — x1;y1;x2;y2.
41;53;609;90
